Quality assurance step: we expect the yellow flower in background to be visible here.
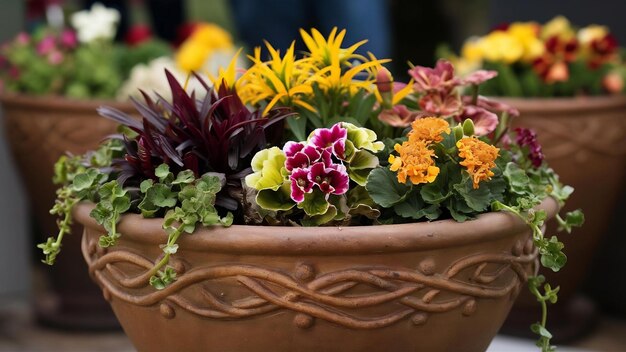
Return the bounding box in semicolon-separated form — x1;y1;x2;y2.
408;117;450;144
541;16;575;40
176;23;235;73
507;22;544;62
192;24;233;50
389;140;439;185
461;38;484;63
578;25;609;47
176;42;211;73
479;31;524;64
456;137;499;189
237;41;316;115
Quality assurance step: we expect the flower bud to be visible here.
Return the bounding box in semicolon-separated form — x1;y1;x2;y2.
462;118;475;136
453;125;464;141
376;67;393;109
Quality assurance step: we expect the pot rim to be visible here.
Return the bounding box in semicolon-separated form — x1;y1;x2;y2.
75;198;558;255
496;94;626;114
0;93;134;113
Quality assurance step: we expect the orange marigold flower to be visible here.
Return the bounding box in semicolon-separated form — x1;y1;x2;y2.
408;117;451;144
456;137;499;189
388;140;439;185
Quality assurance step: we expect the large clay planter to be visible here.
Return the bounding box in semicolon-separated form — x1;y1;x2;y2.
499;96;626;341
76;198;557;352
0;94;135;329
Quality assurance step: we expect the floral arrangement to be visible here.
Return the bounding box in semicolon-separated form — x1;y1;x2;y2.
0;3;171;99
39;28;583;351
443;16;625;97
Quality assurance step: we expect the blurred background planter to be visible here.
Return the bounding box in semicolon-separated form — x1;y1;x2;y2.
0;93;136;330
76;199;557;352
498;95;626;342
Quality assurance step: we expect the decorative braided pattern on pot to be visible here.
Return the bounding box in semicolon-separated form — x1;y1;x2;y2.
518;114;626;160
83;234;537;329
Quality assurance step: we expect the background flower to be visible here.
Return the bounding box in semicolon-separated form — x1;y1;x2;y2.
71;2;120;43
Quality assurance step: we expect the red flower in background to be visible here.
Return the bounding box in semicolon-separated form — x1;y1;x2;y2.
125;24;153;46
588;33;618;69
533;35;579;83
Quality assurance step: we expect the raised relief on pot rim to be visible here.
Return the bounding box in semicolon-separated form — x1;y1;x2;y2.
83;235;537;329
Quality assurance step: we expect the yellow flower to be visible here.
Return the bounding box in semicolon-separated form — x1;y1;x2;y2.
408;117;450;144
176;41;212;73
175;23;234;73
461;38;483;62
236;41;316;115
191;24;233;50
578;25;609;46
210;47;243;91
541;16;575;40
578;25;610;58
388;140;439;185
300;27;366;68
507;22;544;62
299;28;390;95
456;137;499;189
479;31;524;64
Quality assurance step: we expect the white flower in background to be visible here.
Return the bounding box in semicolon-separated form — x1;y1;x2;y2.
117;50;247;102
117;57;207;102
71;3;120;43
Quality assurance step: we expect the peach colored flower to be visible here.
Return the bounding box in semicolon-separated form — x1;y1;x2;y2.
408;117;451;144
388;139;439;185
456;137;499;189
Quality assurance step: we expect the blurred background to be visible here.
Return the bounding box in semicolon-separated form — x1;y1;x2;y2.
1;0;626;350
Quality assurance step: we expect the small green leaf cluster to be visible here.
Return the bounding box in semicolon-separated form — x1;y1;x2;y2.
528;275;560;352
138;165;233;289
38;141;120;265
40;139;232;290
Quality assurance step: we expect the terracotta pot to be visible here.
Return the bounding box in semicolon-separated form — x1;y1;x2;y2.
499;95;626;341
76;198;558;352
0;94;135;329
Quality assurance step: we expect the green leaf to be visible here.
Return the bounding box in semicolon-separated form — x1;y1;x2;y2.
155;164;173;183
172;170;195;185
71;169;99;191
287;115;307;141
197;175;223;195
557;209;584;233
539;236;567;272
301;205;338;226
147;183;177;208
255;183;295;211
343;122;384;153
453;178;492;212
220;212;234;226
299;190;330;216
393;192;441;220
366;167;410;207
503;162;530;195
531;323;553;339
140;179;154;193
